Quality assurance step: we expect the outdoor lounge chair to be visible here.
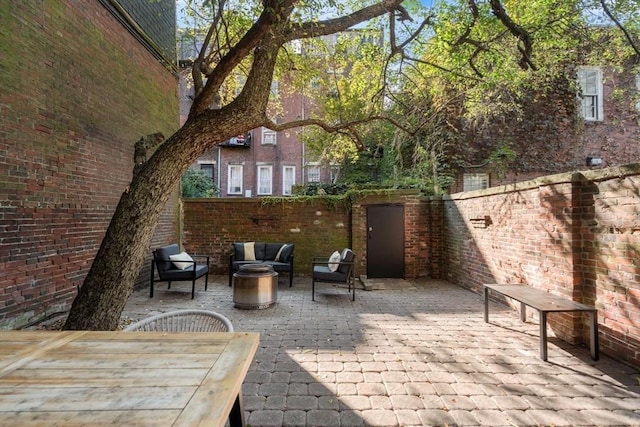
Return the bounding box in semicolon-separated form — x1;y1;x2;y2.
124;309;234;332
150;244;209;299
311;248;356;301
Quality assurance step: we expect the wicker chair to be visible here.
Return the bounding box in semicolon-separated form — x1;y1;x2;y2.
124;309;234;332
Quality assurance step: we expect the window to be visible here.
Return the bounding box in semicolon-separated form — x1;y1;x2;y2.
283;166;295;195
262;127;277;145
228;165;243;195
257;165;273;195
463;173;489;192
198;163;214;180
577;67;603;121
307;165;321;183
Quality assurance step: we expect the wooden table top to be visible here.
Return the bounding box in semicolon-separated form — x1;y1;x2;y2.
0;330;259;426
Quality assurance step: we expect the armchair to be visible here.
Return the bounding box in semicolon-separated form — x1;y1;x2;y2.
150;244;209;299
311;248;356;301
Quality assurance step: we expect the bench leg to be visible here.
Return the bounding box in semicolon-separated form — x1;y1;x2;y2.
590;311;599;361
484;287;489;322
539;310;548;361
520;302;526;322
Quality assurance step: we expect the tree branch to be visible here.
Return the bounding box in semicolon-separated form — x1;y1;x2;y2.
599;0;640;58
264;113;416;151
190;0;294;117
287;0;406;41
489;0;537;71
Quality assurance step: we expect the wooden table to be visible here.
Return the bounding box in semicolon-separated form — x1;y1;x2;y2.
0;330;259;426
484;284;599;361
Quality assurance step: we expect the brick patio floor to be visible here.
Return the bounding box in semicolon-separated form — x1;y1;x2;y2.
122;276;640;427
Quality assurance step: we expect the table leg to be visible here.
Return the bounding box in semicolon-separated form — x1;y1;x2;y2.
590;311;599;361
484;287;489;322
229;393;245;427
539;310;548;361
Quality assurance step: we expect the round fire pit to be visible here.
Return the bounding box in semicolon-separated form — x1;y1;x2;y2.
233;264;278;309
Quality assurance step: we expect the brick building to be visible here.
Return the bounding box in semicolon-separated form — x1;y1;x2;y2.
179;32;378;197
0;0;179;328
451;64;640;193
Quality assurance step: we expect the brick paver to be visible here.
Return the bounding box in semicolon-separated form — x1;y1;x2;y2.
122;276;640;426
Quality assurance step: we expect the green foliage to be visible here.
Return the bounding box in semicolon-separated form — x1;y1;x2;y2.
293;183;349;196
181;168;218;198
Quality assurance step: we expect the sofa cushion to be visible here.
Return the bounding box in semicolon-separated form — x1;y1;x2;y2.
263;243;282;260
274;243;294;262
244;242;256;261
262;260;292;272
233;242;261;261
155;244;181;272
253;242;267;261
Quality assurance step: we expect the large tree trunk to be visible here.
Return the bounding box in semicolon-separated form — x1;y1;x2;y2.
63;114;260;330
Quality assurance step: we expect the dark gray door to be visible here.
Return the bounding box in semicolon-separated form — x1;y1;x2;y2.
366;205;404;278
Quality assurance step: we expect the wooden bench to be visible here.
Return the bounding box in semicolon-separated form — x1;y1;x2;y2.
484;284;599;361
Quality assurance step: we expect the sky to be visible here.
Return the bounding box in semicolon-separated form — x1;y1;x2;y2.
177;0;439;27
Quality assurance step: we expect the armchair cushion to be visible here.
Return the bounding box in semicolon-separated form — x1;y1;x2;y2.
338;248;355;274
313;265;349;282
169;251;194;270
155;244;181;272
327;251;341;272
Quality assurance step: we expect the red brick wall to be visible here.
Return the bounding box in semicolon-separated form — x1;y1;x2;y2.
182;191;428;279
181;198;352;275
443;163;640;367
0;1;179;328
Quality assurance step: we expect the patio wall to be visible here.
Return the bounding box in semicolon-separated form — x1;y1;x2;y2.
442;163;640;367
0;1;179;329
181;198;352;276
181;190;430;279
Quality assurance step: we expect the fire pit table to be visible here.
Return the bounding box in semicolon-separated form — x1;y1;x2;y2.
233;263;278;309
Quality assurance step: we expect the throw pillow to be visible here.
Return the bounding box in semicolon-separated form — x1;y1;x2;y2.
274;243;292;262
244;242;256;261
327;250;341;272
169;252;194;270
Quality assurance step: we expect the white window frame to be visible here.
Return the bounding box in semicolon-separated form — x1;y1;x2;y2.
227;165;243;195
262;127;277;145
307;164;321;183
463;173;489;192
257;164;273;195
283;166;295;195
577;66;604;122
